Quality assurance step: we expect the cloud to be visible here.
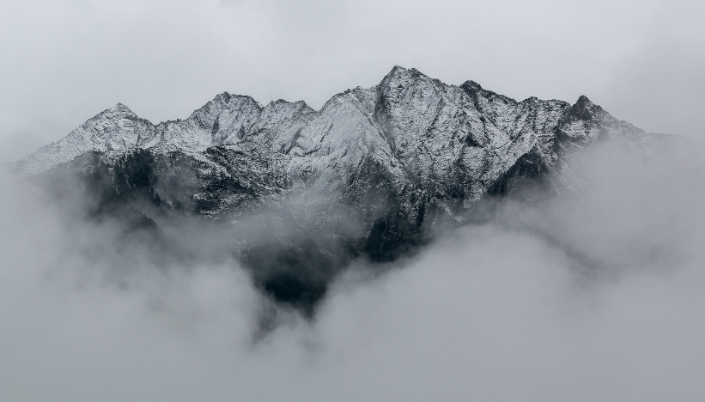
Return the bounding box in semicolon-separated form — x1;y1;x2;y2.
1;135;705;401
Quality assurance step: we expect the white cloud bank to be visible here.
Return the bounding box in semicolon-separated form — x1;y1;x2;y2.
1;138;705;401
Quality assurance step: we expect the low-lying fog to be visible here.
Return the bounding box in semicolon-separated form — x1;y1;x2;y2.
2;140;705;401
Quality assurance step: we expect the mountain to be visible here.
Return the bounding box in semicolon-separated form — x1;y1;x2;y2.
9;66;671;314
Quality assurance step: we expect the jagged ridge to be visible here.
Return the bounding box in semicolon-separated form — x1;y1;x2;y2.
11;66;665;313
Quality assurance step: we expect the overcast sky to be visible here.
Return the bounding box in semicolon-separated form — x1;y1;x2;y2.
1;0;703;163
2;2;705;400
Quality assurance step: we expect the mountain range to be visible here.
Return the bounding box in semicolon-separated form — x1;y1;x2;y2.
8;66;673;314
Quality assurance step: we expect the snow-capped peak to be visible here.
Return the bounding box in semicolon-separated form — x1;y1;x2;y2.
12;66;649;183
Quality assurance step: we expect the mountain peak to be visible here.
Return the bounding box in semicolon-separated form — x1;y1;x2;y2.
213;92;232;103
108;103;133;114
90;103;138;122
461;80;483;95
568;95;598;120
381;65;410;83
379;65;438;93
389;64;407;74
462;80;482;89
576;95;592;106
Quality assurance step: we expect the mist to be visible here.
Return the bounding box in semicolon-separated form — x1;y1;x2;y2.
2;131;705;401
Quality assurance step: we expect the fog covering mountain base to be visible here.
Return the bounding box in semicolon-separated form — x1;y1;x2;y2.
2;131;705;401
7;66;690;314
3;66;705;401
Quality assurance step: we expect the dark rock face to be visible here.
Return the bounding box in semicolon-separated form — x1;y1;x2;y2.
12;66;663;314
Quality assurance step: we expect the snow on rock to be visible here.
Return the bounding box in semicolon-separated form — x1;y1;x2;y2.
12;66;664;216
8;66;686;312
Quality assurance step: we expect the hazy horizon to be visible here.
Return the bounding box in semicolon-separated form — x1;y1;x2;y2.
1;0;703;164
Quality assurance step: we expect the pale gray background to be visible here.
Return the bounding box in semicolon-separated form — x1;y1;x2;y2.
1;0;703;163
2;2;705;401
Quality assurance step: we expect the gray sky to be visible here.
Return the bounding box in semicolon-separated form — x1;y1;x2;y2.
1;0;703;163
2;3;705;399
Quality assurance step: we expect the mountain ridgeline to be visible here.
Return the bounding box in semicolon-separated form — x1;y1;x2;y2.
11;66;666;314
